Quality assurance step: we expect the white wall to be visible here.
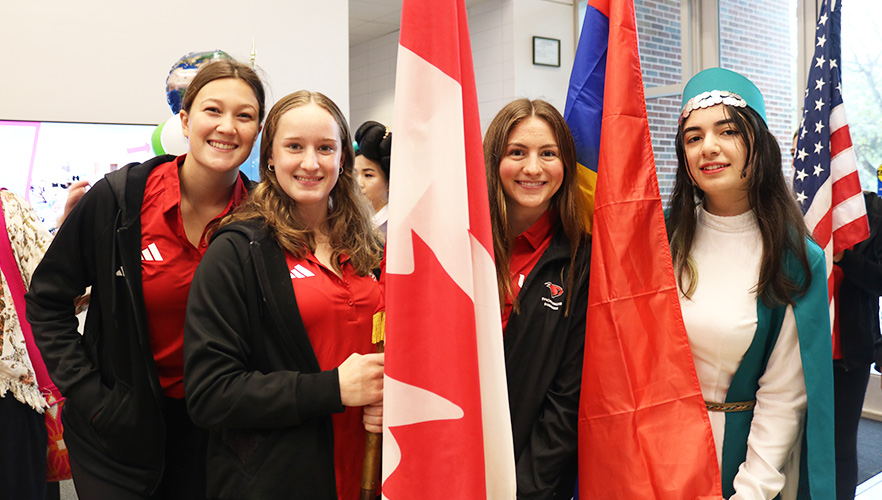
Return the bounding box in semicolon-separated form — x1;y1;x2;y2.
348;0;575;135
348;0;520;133
350;31;398;131
470;0;516;132
512;0;575;113
0;0;350;125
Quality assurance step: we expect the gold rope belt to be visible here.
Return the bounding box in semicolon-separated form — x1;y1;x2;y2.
705;400;756;412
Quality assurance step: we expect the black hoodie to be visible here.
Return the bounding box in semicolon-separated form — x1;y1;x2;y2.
835;191;882;368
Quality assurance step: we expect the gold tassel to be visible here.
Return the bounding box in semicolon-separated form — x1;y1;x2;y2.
372;311;385;344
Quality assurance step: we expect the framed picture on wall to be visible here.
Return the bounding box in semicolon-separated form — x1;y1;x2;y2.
532;36;560;67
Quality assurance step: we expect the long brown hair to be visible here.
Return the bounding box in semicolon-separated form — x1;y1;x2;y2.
221;90;383;275
484;98;589;314
667;104;811;306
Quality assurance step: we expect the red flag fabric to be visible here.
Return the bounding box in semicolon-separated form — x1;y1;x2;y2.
575;0;722;498
381;0;516;498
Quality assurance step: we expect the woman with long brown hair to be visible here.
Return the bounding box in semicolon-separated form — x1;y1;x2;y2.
26;59;266;499
484;98;591;499
183;90;384;500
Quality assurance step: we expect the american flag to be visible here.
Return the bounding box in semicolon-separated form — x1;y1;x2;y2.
792;0;869;297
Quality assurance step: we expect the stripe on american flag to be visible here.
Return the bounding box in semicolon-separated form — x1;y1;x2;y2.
793;0;868;294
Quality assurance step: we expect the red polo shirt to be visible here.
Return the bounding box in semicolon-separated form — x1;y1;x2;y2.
286;251;381;500
140;156;247;398
502;210;554;331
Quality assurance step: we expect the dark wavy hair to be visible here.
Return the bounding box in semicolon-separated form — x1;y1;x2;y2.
221;91;383;275
484;98;589;314
354;121;392;180
667;104;811;306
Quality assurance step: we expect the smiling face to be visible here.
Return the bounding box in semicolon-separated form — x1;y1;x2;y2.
180;78;260;175
498;116;564;230
268;102;343;222
354;155;388;213
682;105;751;216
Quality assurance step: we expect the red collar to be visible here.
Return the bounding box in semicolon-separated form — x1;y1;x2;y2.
155;155;247;216
516;210;555;251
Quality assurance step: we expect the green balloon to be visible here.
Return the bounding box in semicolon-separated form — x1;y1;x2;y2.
152;121;166;155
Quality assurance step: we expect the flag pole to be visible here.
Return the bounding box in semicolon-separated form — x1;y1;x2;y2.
360;312;385;499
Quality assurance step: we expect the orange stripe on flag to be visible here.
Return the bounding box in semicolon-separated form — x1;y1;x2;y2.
575;0;722;498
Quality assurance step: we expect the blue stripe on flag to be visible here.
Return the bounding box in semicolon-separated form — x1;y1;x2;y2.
564;6;608;175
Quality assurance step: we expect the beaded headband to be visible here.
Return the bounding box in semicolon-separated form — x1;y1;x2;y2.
679;90;748;124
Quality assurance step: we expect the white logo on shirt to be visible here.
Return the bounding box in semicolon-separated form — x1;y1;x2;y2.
140;243;163;262
541;297;562;311
289;265;315;279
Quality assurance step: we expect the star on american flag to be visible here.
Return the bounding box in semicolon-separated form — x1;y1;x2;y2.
792;0;869;296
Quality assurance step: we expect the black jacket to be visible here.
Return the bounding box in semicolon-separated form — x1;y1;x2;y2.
504;226;591;499
183;220;342;500
25;155;253;494
837;191;882;368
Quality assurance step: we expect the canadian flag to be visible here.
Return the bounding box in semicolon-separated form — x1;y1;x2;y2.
381;0;517;498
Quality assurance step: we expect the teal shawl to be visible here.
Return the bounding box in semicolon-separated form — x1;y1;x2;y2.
720;238;835;499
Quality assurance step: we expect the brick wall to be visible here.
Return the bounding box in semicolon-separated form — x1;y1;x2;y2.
636;0;682;88
647;97;683;200
634;0;795;203
720;0;795;177
636;0;682;203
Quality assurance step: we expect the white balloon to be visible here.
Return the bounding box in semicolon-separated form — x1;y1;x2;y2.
160;113;189;155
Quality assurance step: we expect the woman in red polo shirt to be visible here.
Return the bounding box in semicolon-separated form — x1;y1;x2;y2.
26;59;266;499
483;98;591;499
182;90;384;500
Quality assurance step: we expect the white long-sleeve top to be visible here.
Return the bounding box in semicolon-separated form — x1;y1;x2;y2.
679;207;806;500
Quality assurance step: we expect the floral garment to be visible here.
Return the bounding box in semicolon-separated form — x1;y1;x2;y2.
0;190;51;411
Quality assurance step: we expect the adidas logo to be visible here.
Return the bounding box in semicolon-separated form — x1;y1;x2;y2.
289;265;315;279
141;243;163;262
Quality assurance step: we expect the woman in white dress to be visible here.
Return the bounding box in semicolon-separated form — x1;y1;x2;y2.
666;67;835;499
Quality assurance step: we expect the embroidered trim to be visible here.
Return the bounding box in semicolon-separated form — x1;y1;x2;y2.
680;90;748;124
705;400;756;412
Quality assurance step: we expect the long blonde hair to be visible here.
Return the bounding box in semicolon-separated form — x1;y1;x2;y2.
221;91;383;275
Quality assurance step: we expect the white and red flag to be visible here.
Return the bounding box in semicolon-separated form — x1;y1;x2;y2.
381;0;516;498
792;0;869;298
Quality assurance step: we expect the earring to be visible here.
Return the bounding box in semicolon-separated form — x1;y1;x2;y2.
339;166;344;175
268;163;275;172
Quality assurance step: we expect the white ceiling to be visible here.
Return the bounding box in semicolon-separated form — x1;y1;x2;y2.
349;0;403;47
349;0;488;47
